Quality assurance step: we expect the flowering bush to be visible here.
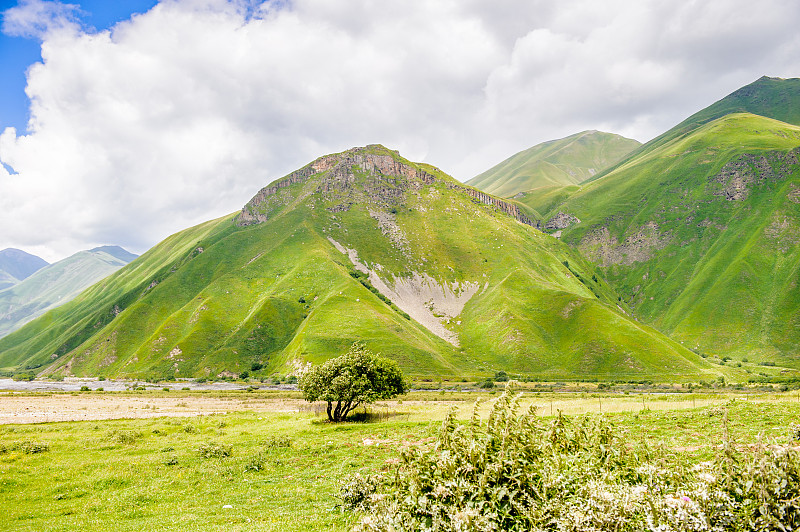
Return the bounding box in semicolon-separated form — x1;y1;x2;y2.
354;392;800;532
337;473;381;511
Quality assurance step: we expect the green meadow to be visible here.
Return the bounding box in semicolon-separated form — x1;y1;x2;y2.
1;388;799;531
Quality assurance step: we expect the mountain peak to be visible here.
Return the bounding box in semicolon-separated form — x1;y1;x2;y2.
0;248;49;282
88;245;138;263
237;145;441;227
467;130;640;197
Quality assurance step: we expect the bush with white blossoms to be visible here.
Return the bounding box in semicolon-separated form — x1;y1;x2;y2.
353;392;800;532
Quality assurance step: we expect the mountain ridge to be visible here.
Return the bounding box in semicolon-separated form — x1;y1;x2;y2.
0;246;138;338
0;248;48;289
0;144;721;381
467;130;640;199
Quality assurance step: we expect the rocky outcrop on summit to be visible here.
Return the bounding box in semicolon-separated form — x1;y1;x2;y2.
237;145;540;229
237;145;435;226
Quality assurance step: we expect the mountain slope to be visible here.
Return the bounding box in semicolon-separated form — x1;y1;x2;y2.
545;112;800;366
586;76;800;185
0;271;18;292
0;145;721;381
0;246;137;338
0;249;48;289
467;131;640;198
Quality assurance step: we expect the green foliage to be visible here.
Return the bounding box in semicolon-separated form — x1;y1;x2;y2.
11;440;50;454
477;378;494;389
196;442;233;459
110;430;143;445
493;370;509;382
299;343;409;422
356;392;800;531
261;435;293;449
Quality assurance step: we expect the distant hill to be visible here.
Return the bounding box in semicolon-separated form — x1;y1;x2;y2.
467;131;640;198
0;246;137;338
544;109;800;366
0;145;719;382
0;249;48;289
0;271;19;292
90;246;139;263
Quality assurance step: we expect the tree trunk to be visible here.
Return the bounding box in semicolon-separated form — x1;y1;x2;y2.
326;402;333;422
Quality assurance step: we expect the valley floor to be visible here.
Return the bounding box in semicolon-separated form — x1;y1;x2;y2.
0;390;798;531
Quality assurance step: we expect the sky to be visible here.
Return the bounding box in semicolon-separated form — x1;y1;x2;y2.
0;0;799;262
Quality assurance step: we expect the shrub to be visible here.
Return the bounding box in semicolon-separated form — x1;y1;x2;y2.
244;452;267;472
111;430;142;445
251;362;263;372
354;392;800;531
16;441;49;454
80;386;90;391
261;435;293;449
196;442;233;459
338;473;380;511
477;378;494;389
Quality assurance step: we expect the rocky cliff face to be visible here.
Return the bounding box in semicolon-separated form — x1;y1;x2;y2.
237;145;539;229
709;147;800;201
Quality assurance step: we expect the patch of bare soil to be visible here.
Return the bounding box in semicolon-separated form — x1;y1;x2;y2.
0;395;459;425
0;394;304;425
327;237;479;346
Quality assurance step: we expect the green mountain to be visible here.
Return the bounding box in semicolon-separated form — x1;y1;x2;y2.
467;131;640;199
0;246;137;338
0;248;48;289
544;110;800;367
0;145;721;381
587;76;800;185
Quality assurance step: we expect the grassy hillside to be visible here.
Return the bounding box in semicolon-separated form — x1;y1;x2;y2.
586;76;800;185
467;131;640;197
0;145;722;381
547;112;800;367
512;184;581;218
0;271;18;292
0;247;137;338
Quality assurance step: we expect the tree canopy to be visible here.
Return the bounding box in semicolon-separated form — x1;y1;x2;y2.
298;343;409;422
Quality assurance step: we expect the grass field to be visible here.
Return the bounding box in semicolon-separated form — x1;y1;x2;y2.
1;389;799;531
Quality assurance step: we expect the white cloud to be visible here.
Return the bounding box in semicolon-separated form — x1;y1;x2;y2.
1;0;80;39
1;0;800;261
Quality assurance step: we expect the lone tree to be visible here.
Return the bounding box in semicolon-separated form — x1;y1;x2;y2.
298;343;409;422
